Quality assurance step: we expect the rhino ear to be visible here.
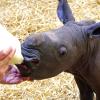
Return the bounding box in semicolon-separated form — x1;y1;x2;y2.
57;0;75;24
86;22;100;39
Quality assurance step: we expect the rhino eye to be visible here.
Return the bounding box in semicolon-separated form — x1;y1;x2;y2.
59;46;67;56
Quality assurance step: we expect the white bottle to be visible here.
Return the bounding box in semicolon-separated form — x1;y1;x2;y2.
0;24;23;64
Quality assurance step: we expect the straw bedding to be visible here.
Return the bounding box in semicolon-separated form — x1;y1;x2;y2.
0;0;99;99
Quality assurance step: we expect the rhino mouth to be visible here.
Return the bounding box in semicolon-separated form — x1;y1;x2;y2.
0;60;38;84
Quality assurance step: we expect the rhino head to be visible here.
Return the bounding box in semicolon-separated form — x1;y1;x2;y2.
1;0;100;87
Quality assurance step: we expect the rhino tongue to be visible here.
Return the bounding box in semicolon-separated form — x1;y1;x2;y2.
3;73;22;84
2;65;23;84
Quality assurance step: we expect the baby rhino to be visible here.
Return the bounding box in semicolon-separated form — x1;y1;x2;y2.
1;0;100;100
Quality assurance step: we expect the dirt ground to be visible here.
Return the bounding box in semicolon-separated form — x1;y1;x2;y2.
0;0;99;100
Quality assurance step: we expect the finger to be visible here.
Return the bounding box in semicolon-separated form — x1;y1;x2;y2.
0;48;15;72
0;47;12;60
2;48;16;65
0;65;8;79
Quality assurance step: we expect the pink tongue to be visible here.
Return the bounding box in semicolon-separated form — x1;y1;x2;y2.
4;73;22;84
3;65;23;84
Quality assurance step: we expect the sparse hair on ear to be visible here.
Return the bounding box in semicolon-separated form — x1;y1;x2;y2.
57;0;75;24
86;22;100;39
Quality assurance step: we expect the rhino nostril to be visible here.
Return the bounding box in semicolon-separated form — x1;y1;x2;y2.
32;59;39;64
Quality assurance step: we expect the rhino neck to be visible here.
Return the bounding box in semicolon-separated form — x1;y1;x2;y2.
69;26;97;75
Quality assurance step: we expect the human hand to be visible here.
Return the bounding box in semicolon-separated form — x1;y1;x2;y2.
0;47;15;80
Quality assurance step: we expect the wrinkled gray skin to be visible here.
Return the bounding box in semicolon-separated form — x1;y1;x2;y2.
1;0;100;100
